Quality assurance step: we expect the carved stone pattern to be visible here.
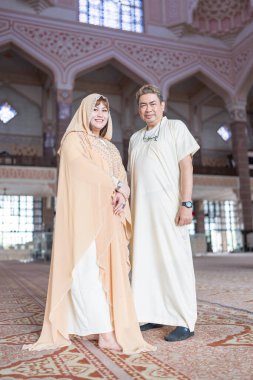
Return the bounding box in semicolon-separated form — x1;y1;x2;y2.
196;0;249;20
57;89;72;103
24;0;52;13
0;167;56;181
193;0;252;36
166;0;180;22
0;19;10;32
115;42;198;79
230;108;247;122
200;55;233;82
14;24;111;67
233;47;253;76
195;0;249;19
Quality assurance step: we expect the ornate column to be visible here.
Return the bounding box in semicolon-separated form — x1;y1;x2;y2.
194;200;205;233
190;103;202;166
41;196;54;260
56;88;73;147
228;102;253;247
42;84;56;165
42;196;55;232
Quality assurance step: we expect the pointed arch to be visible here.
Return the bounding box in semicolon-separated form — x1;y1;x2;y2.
66;48;159;88
161;65;233;103
0;34;60;84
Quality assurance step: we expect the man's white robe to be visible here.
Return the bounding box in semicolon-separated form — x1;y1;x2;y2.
128;117;200;332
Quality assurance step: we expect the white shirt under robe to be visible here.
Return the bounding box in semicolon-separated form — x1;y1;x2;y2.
68;241;112;336
128;117;200;332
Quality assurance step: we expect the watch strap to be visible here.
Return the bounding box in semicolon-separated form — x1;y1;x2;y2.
181;201;193;208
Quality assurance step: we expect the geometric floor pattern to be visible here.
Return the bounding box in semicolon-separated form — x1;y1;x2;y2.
0;254;253;380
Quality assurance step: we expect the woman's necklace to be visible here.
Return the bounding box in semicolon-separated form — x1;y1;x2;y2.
143;119;162;142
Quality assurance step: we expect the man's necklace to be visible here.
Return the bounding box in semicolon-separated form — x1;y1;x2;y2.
143;119;162;142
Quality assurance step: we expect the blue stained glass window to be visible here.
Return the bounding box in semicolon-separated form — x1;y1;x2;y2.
79;0;143;33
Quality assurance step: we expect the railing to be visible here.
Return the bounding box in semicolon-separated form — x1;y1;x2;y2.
33;232;53;260
0;232;53;262
0;154;57;167
0;152;241;176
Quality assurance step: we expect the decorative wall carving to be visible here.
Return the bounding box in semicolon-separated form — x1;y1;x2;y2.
56;89;72;120
200;55;233;82
56;89;72;103
233;47;253;77
165;0;180;23
14;24;111;68
195;0;249;20
116;40;235;85
115;41;198;79
192;0;253;36
229;108;247;123
0;166;56;180
0;10;252;99
0;20;10;33
0;166;57;196
24;0;52;13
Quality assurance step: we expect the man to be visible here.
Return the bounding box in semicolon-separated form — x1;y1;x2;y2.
128;84;200;342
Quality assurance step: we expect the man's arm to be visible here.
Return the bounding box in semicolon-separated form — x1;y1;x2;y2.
175;155;193;226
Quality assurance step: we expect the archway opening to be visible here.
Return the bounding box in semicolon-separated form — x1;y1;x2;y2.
0;44;55;162
0;44;55;256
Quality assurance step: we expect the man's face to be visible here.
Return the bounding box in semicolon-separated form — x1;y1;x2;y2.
138;93;165;128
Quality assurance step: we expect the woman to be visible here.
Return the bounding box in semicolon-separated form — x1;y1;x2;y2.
23;94;155;354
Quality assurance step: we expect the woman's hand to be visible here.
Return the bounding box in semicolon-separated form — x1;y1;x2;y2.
112;192;126;215
116;181;130;200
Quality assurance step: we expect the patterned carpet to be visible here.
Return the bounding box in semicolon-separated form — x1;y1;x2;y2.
0;255;253;380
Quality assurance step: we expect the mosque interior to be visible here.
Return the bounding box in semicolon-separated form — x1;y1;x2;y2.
0;1;253;378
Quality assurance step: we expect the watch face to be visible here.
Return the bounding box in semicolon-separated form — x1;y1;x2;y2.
184;201;192;208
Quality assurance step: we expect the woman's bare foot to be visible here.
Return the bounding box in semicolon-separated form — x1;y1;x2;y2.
99;332;122;352
86;334;99;341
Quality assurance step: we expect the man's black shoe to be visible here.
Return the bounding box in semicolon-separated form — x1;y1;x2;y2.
164;326;194;342
140;323;163;332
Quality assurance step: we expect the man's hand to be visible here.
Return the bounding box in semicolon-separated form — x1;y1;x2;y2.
112;192;126;215
175;206;193;226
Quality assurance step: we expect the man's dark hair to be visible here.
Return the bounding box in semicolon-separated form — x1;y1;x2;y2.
136;84;163;104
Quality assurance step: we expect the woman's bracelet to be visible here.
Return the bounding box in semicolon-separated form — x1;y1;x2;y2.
116;180;123;192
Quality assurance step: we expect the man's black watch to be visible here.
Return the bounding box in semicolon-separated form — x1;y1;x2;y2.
182;201;193;208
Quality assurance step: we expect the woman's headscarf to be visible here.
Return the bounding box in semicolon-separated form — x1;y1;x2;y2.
59;94;113;152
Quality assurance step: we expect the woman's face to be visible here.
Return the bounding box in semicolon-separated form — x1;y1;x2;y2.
89;101;109;135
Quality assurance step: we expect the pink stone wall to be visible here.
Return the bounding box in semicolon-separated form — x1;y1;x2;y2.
0;3;252;105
